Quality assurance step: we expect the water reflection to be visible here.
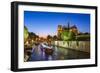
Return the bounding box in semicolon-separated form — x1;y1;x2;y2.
28;43;90;61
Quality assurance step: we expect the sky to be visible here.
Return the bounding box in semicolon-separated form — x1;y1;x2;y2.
24;11;90;37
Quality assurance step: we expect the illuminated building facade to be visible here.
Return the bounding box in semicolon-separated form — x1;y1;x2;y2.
57;22;78;39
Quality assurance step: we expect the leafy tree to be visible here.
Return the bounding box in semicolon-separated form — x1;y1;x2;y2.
68;31;76;40
61;30;69;41
61;30;75;41
53;35;58;40
24;26;29;42
47;35;52;40
29;32;37;39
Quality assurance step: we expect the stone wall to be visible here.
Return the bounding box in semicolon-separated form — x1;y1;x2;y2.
53;41;90;53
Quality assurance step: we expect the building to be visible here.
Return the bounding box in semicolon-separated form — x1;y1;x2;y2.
70;25;78;35
57;22;78;39
57;25;63;39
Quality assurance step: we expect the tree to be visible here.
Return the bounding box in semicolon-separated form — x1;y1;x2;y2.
47;35;52;40
29;32;36;39
61;30;69;41
53;35;58;41
24;26;29;42
61;30;76;41
68;31;76;40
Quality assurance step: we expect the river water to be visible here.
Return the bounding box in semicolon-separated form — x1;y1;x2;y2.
28;44;90;61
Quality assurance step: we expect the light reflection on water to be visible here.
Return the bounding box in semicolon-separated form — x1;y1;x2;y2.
28;44;90;61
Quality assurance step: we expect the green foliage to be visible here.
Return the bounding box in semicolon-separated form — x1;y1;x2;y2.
76;35;90;41
29;32;36;38
61;30;69;41
24;26;29;42
61;30;75;41
68;31;76;40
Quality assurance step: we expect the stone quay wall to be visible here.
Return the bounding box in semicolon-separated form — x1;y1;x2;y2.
53;41;90;53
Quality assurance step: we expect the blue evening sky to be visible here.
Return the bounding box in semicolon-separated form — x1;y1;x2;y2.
24;11;90;37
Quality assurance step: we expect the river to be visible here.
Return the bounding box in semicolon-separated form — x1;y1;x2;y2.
28;43;90;61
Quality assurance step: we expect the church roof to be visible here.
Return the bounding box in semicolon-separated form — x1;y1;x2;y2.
70;25;77;29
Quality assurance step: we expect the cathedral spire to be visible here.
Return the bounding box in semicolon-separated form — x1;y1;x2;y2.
67;21;70;31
